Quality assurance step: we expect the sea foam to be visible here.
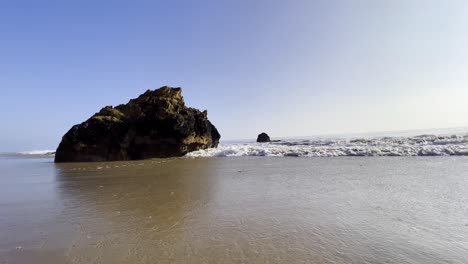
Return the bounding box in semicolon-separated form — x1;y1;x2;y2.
186;134;468;157
18;150;56;155
16;134;468;158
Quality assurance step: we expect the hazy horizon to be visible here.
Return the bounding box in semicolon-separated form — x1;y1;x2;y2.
2;0;468;151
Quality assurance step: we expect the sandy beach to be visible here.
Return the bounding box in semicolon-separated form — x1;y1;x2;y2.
2;155;468;263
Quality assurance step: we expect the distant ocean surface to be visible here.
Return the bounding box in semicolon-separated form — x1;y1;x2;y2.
11;127;468;158
189;127;468;157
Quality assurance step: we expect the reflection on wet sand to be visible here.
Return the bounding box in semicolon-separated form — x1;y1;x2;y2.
54;158;221;263
2;156;468;263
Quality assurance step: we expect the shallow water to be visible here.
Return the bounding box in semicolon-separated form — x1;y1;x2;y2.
1;155;468;263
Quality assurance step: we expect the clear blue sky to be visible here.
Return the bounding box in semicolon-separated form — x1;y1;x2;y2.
1;0;468;151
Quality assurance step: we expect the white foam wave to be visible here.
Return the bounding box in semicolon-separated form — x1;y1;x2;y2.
18;150;56;155
187;134;468;157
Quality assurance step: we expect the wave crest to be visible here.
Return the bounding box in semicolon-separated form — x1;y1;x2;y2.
186;135;468;157
18;150;56;155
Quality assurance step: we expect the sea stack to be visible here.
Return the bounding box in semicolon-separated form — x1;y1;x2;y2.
55;86;220;162
256;132;270;143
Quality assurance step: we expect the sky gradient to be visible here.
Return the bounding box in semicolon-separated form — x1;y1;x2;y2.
1;0;468;151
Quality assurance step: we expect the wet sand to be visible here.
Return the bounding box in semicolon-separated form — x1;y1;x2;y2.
1;156;468;263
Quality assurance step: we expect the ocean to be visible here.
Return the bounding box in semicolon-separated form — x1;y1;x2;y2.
2;131;468;263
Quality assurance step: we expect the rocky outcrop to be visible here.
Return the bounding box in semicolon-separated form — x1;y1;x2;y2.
256;133;270;143
55;86;220;162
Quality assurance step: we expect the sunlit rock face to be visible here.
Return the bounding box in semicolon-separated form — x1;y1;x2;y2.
55;86;220;162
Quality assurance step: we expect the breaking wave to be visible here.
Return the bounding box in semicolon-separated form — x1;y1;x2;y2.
186;134;468;157
18;150;56;156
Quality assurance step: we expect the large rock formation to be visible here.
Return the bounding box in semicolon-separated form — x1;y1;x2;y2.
55;86;220;162
256;133;270;143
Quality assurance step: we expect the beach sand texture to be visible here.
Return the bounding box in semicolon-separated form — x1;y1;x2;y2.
1;156;468;263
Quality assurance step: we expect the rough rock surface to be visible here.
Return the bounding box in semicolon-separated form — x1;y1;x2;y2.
55;86;220;162
257;133;271;143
